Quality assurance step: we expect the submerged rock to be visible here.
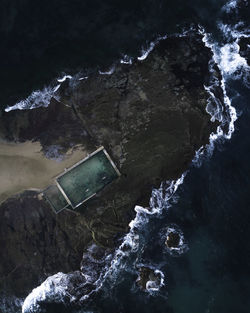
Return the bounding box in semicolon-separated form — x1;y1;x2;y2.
0;31;223;305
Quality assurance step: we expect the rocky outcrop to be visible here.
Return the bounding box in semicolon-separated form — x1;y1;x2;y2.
165;231;180;248
0;32;222;301
136;267;162;291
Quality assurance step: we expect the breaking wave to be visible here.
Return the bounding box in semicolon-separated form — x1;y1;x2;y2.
145;269;165;293
5;85;60;112
22;273;74;313
3;30;190;114
4;74;77;112
99;66;116;75
222;0;248;13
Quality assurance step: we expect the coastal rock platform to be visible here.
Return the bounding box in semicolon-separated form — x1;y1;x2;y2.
0;32;222;302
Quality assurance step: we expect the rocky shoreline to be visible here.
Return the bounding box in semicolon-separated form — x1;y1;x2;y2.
0;32;223;310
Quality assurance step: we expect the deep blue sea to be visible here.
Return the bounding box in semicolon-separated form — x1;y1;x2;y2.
1;0;250;312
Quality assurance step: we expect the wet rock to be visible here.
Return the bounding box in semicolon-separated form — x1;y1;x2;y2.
163;225;188;256
136;267;162;291
165;231;180;248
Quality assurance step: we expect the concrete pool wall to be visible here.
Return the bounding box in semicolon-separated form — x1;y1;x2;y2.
44;146;121;212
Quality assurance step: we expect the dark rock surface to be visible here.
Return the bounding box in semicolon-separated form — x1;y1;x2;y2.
0;191;92;297
0;97;95;154
0;33;222;301
165;231;180;248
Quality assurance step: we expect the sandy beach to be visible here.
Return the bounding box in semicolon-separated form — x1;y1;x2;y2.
0;141;88;204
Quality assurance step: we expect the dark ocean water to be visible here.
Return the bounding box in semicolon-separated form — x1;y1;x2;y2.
0;0;227;110
1;0;250;312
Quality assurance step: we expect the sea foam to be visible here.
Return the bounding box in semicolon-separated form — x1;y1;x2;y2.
4;75;72;112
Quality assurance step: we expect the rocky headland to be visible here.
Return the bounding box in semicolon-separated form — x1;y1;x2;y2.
0;32;223;309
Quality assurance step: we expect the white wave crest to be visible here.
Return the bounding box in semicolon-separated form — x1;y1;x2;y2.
57;75;73;83
120;55;133;64
146;269;165;293
218;21;250;40
222;0;248;13
78;76;88;81
138;42;156;61
5;86;59;112
22;273;70;313
190;25;239;166
88;175;187;296
217;23;250;87
21;174;186;311
137;35;168;61
4;31;188;113
193;4;249;166
99;66;115;75
222;0;238;13
220;41;248;75
4;74;74;113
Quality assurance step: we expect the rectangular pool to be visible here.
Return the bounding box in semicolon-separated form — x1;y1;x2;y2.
56;147;120;208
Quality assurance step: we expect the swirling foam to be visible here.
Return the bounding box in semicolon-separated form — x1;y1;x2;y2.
4;75;72;112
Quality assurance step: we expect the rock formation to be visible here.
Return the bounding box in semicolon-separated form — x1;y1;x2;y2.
165;231;180;248
136;267;162;290
0;32;223;304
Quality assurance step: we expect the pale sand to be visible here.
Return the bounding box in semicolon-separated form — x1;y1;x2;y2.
0;141;88;204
